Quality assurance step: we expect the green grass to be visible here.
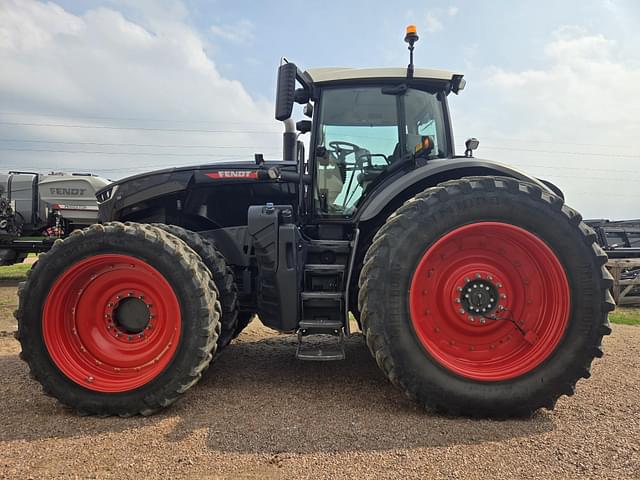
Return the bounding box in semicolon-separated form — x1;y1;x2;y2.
0;262;31;281
610;308;640;326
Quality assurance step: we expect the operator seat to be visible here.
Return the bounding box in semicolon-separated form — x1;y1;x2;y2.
316;149;344;207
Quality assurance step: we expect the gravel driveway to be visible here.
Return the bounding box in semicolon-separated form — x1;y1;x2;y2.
0;285;638;479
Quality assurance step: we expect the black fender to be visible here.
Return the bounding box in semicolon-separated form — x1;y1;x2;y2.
356;157;557;222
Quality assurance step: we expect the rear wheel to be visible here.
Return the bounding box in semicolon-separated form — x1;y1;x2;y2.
15;222;220;416
358;176;614;417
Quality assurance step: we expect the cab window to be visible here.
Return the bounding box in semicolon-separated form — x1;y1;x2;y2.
314;86;447;217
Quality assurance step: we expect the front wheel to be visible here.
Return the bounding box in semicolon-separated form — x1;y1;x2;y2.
358;176;614;417
16;222;221;416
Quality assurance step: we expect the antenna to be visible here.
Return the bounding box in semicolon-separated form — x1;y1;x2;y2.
404;25;419;79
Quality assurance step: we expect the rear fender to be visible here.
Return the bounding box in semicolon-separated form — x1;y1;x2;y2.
356;158;555;223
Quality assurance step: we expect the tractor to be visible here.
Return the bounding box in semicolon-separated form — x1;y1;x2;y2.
15;26;614;417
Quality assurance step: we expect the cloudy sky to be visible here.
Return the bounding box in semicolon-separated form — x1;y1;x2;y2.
1;0;639;219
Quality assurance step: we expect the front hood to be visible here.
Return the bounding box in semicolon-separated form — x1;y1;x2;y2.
96;160;268;195
96;160;297;221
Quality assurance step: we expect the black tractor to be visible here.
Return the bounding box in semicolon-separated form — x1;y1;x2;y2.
16;27;614;417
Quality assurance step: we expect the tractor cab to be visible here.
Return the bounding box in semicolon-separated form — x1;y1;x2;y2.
271;60;466;221
308;72;452;217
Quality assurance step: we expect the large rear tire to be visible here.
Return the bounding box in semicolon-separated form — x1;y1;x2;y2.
358;176;614;417
153;224;238;351
15;222;221;416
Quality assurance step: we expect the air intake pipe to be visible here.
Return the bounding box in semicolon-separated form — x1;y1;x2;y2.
282;118;296;161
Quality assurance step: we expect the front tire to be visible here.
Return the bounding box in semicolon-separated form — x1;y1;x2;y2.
358;176;614;417
15;222;221;416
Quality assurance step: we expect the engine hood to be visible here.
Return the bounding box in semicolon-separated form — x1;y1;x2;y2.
96;160;297;221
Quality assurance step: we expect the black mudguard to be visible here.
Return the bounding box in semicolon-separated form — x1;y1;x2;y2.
356;157;559;222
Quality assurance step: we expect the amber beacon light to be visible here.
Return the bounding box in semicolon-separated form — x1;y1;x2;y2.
404;25;419;78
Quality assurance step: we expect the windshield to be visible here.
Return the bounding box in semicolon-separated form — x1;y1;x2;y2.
314;86;447;216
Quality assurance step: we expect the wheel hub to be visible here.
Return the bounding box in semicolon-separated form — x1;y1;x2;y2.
113;297;150;334
460;277;499;316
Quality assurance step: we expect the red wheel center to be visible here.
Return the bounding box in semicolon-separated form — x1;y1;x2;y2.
409;222;570;381
43;254;182;393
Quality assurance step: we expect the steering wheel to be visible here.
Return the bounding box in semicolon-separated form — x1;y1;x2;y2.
328;141;361;155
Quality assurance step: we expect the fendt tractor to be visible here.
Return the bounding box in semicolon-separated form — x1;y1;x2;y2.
16;27;614;418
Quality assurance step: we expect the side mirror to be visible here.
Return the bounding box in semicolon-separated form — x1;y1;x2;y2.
275;63;297;121
464;138;479;158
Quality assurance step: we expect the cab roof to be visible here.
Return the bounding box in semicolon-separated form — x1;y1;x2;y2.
304;67;462;84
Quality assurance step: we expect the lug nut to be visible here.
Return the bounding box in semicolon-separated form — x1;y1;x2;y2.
459;308;465;314
496;283;502;288
475;273;481;279
480;318;486;324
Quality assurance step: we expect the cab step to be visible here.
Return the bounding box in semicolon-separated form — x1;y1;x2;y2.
304;264;346;292
296;319;346;361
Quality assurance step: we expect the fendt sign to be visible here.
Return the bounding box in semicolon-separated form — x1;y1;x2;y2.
206;171;258;180
49;188;87;196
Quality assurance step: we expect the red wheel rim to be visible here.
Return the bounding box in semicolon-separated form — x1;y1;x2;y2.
43;254;181;393
409;222;570;381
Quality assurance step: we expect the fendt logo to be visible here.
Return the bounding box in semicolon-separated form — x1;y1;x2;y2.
206;171;258;179
49;188;87;196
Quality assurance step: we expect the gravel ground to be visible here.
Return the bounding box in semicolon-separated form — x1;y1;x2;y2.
0;284;638;479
